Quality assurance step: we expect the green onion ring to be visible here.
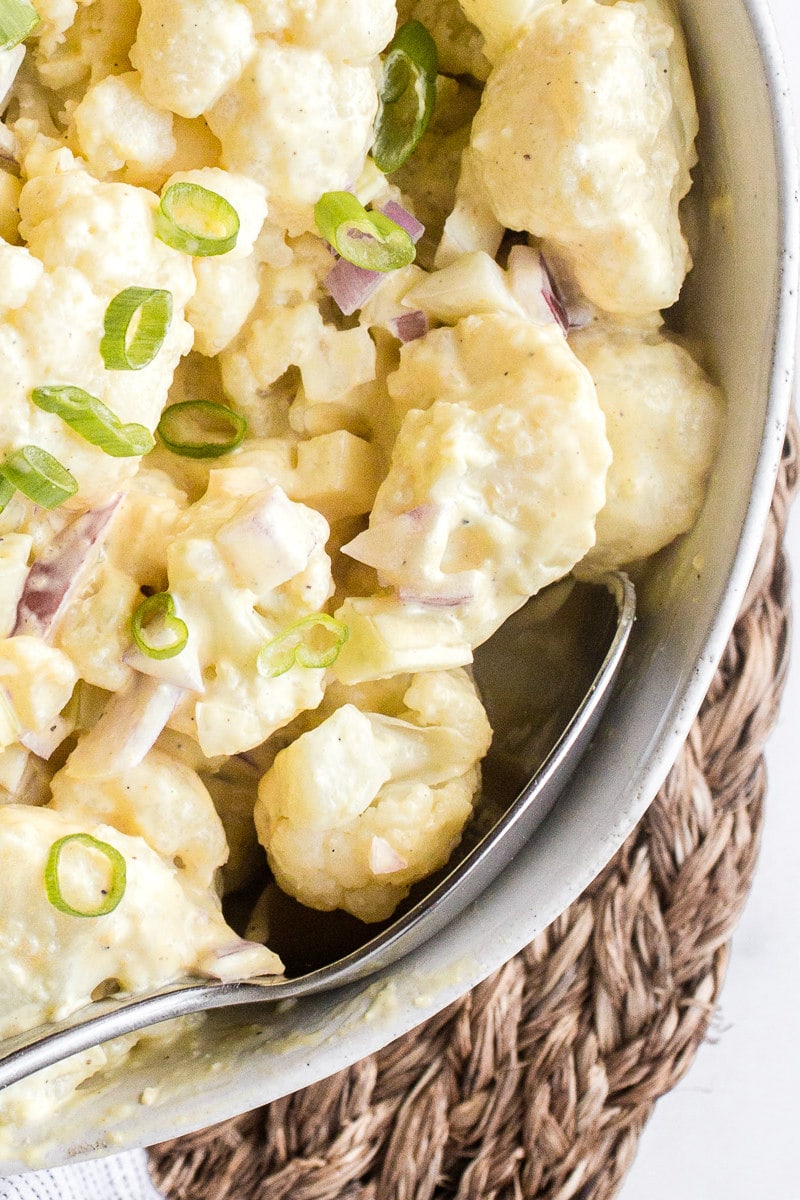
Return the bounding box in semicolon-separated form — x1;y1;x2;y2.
257;613;350;678
0;0;39;51
100;287;173;371
131;591;188;660
314;191;415;273
372;20;438;175
0;445;78;509
155;182;240;257
157;400;247;459
44;833;127;918
31;385;155;458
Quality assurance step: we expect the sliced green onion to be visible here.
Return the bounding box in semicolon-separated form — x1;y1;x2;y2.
31;385;155;458
257;613;349;678
100;287;173;371
155;182;240;257
131;591;188;660
0;0;39;51
157;399;246;459
314;191;415;273
372;20;438;175
44;833;127;918
0;474;14;515
1;445;77;509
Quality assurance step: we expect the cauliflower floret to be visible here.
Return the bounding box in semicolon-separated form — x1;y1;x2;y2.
342;314;610;647
242;0;397;64
159;167;267;354
164;167;268;261
470;0;698;314
55;483;186;692
571;321;723;570
33;0;139;90
189;257;261;357
131;0;257;119
255;668;491;921
50;748;228;893
207;40;379;235
159;469;335;757
70;72;177;184
3;151;196;505
457;0;547;63
221;291;380;443
217;433;386;525
0;804;281;1044
0;636;77;742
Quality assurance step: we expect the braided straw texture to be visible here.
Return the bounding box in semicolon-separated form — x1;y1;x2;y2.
150;417;798;1200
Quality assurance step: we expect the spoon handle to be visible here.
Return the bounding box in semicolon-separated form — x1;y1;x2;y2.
0;977;296;1091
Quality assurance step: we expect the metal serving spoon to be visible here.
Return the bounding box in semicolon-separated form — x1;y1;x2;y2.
0;571;634;1091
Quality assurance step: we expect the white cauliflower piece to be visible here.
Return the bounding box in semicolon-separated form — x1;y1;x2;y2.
457;0;547;63
70;72;177;183
162;469;335;757
343;314;610;646
50;748;227;893
332;594;473;684
0;636;76;740
255;668;491;921
219;432;386;524
242;0;397;64
470;0;698;314
435;147;503;268
29;0;80;60
33;0;140;90
164;167;268;261
221;287;381;443
189;256;261;356
571;321;723;570
0;804;280;1043
5;150;195;506
207;40;379;235
55;483;186;692
131;0;257;119
161;167;267;353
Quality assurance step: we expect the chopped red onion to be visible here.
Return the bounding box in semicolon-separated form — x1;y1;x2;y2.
325;202;425;317
389;310;429;343
506;246;565;332
19;712;74;760
123;639;205;694
539;253;571;334
13;496;123;639
380;200;426;244
397;589;473;609
369;835;408;875
65;674;184;780
325;258;384;317
215;487;318;594
199;937;282;981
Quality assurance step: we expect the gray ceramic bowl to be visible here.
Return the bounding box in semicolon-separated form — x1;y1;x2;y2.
3;0;798;1170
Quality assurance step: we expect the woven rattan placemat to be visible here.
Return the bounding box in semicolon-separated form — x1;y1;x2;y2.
150;417;797;1200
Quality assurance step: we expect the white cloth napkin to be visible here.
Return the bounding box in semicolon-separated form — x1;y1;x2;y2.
0;1152;163;1200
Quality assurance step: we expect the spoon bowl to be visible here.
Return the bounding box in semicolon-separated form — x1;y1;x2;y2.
0;571;634;1093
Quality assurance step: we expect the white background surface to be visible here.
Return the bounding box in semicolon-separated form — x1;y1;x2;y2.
619;4;800;1197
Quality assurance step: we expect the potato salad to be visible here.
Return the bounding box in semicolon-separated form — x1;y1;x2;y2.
0;0;722;1124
